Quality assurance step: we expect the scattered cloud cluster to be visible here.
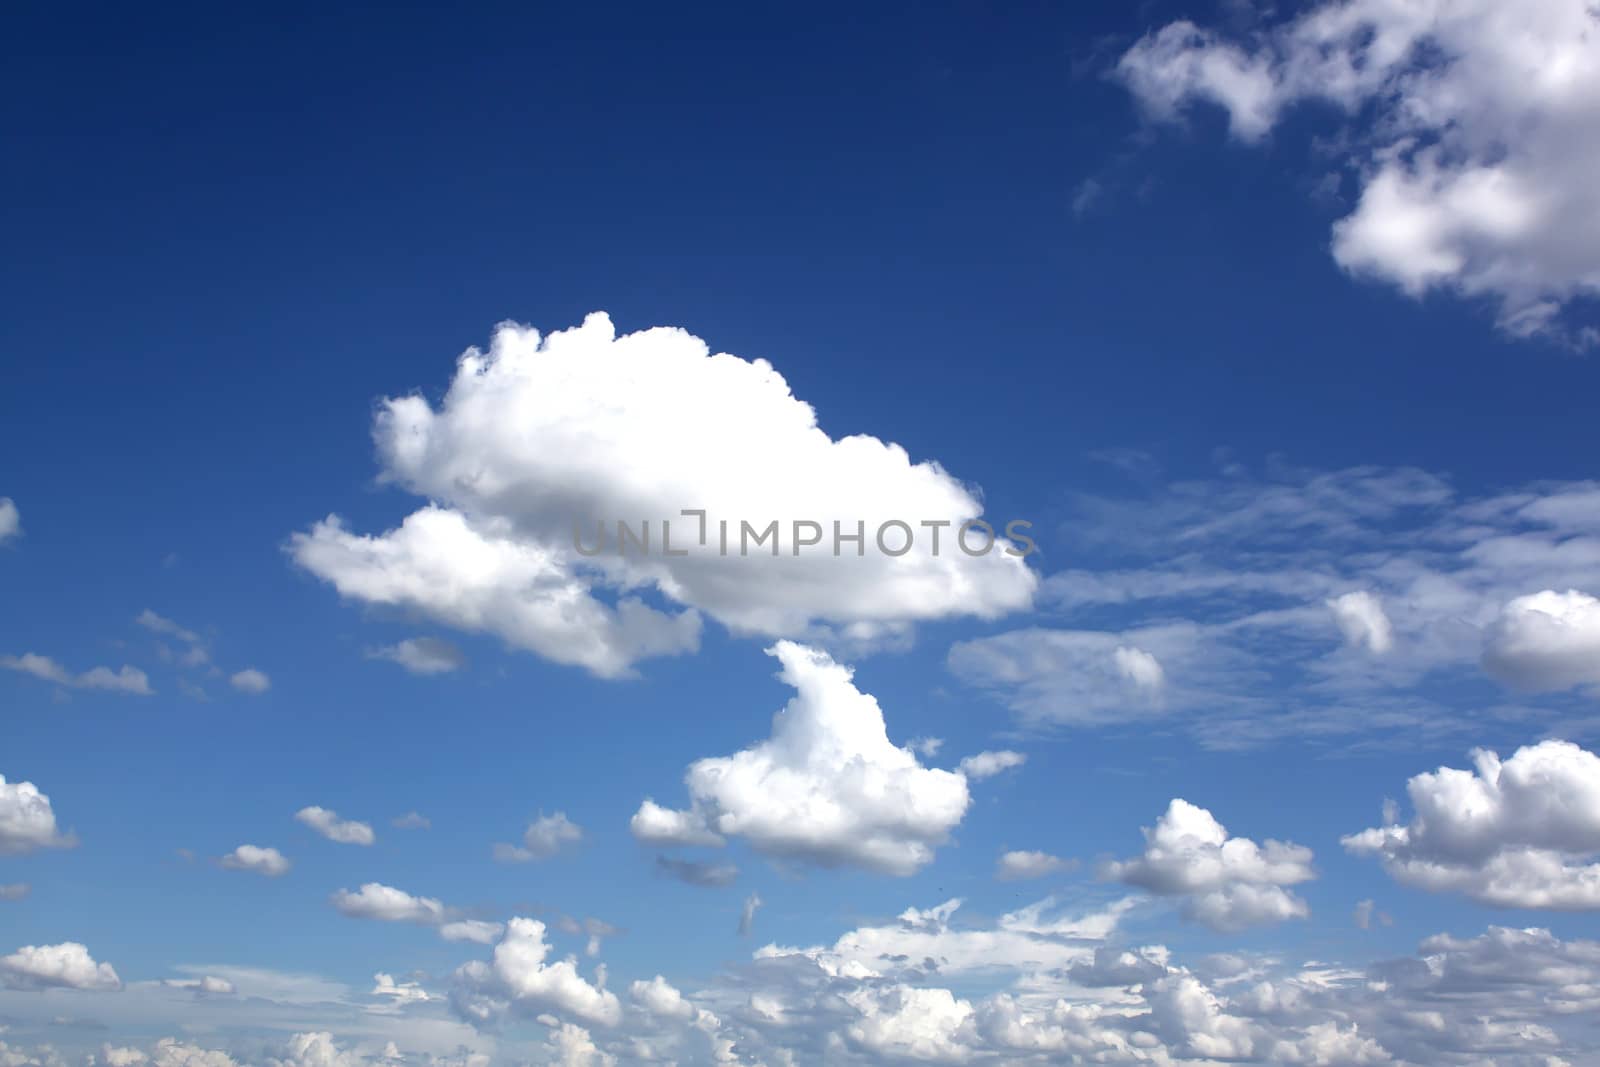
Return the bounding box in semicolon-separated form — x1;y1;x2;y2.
952;464;1600;748
1;654;151;696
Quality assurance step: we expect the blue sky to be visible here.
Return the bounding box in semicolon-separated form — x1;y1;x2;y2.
5;2;1600;1065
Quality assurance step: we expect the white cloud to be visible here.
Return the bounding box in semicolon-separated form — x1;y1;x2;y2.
1106;799;1315;931
738;893;762;938
371;972;431;1007
268;1032;364;1067
1344;739;1600;908
229;669;270;694
1;654;151;695
0;498;20;544
391;811;430;830
219;845;290;878
0;882;30;900
631;641;972;874
845;985;976;1063
332;883;445;925
161;975;235;996
294;806;375;846
950;627;1189;728
290;313;1036;678
0;775;75;854
1329;591;1394;654
1116;0;1600;339
367;637;466;675
629;800;724;848
440;920;504;945
995;850;1070;881
493;812;582;863
1;941;121;991
956;750;1025;780
1113;645;1166;690
1483;589;1600;691
630;975;694;1020
135;610;201;646
453;918;621;1028
135;611;209;669
542;1021;615;1067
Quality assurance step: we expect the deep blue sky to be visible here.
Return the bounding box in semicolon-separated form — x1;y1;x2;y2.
3;2;1600;1063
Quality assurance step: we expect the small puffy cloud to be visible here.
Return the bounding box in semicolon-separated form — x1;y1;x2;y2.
453;917;621;1027
655;857;738;888
1;941;121;991
367;637;466;675
1;654;151;695
0;775;76;854
1344;739;1600;908
372;972;431;1006
440;920;505;945
0;498;20;543
332;883;445;925
1329;591;1394;654
161;975;236;996
493;812;582;863
957;750;1026;780
1114;645;1166;689
1482;589;1600;691
290;313;1036;678
0;882;30;900
294;806;375;846
229;669;270;694
996;850;1070;881
392;811;430;830
630;800;724;848
1106;799;1315;931
631;642;971;875
219;845;290;877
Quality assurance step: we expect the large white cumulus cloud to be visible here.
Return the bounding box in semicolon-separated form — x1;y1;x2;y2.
1117;0;1600;340
631;641;973;875
1483;589;1600;692
291;313;1035;676
1345;739;1600;908
1106;799;1315;931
